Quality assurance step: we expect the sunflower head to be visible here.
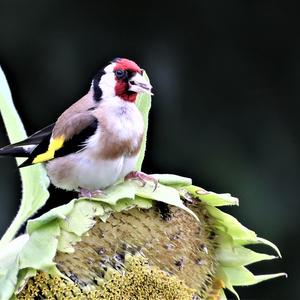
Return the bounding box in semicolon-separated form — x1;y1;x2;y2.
0;175;285;300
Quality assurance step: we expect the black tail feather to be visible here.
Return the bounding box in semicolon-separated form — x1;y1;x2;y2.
0;123;55;163
0;144;31;157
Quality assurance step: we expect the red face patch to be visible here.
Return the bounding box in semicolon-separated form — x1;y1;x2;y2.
113;58;141;73
113;58;142;102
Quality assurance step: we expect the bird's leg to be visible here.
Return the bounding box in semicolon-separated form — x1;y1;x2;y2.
125;171;158;191
79;188;92;198
79;188;106;198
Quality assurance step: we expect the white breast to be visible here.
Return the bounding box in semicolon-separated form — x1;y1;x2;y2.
70;152;138;190
46;152;139;191
46;97;144;191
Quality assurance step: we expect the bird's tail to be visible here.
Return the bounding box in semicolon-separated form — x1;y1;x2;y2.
0;123;55;164
0;143;35;157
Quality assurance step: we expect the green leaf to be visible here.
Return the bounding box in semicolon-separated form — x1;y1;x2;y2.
113;196;153;212
26;200;75;234
219;289;227;300
256;237;282;258
216;234;277;267
0;67;50;247
19;221;59;271
0;257;18;300
26;199;107;254
57;231;81;253
26;193;153;254
184;185;239;207
59;200;105;236
83;180;198;220
207;206;257;242
0;235;29;270
135;71;152;171
134;182;199;221
14;268;37;297
237;237;282;258
216;267;240;300
87;181;137;205
0;235;29;300
152;174;192;187
223;265;287;286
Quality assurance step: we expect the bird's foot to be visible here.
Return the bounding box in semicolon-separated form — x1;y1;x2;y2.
79;188;105;198
125;171;158;191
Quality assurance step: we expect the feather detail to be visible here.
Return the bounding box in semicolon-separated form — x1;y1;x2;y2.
32;136;65;164
0;124;54;159
91;98;144;160
18;120;98;168
0;144;35;157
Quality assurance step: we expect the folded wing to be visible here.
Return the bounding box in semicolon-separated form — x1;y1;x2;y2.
0;112;99;168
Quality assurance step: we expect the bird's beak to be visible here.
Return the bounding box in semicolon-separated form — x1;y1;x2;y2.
128;72;153;95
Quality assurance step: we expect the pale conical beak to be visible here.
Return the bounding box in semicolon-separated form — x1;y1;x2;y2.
128;72;153;95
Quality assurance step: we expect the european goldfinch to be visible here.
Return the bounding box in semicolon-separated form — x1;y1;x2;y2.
0;58;154;197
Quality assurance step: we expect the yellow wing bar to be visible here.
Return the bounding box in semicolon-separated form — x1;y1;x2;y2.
32;136;64;164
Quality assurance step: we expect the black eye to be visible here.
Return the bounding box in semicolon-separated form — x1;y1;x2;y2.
115;69;126;79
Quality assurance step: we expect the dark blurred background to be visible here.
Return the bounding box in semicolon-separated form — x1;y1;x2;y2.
0;1;298;299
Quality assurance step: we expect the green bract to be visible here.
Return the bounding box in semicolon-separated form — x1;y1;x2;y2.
0;67;285;300
0;67;50;248
135;71;152;172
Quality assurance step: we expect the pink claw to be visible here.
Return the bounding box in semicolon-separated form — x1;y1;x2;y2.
125;171;158;191
79;188;105;198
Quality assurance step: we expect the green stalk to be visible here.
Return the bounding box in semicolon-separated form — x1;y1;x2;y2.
0;67;49;247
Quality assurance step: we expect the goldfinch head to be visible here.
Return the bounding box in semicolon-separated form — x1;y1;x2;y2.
92;58;152;103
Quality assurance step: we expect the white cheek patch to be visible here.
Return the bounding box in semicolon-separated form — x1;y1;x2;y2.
99;63;117;99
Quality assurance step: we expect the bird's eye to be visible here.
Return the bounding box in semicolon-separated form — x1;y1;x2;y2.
115;69;126;79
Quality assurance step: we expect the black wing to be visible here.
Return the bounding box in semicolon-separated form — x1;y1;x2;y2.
19;118;99;168
0;118;99;168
